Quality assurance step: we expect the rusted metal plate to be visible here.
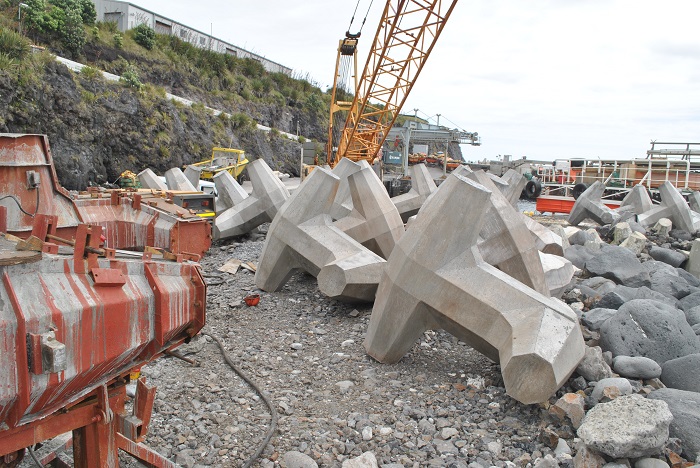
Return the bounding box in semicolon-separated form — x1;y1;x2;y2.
1;134;212;256
0;239;206;430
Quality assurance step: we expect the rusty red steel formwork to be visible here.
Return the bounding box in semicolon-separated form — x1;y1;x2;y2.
0;218;206;466
0;133;212;257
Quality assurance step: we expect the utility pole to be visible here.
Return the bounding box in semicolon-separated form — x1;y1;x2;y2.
18;3;28;36
436;114;441;127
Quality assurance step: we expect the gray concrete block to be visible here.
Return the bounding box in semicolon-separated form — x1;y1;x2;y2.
213;170;248;213
333;165;404;259
569;181;621;226
364;172;585;404
214;159;290;239
638;182;695;234
391;164;437;222
621;184;653;215
138;168;168;190
255;167;384;302
165;167;197;192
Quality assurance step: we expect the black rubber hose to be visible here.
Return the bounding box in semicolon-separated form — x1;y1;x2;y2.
200;331;278;468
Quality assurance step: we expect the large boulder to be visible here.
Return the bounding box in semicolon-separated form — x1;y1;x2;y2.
599;299;700;364
648;388;700;460
660;354;700;392
649;246;687;268
585;245;651;288
564;244;596;270
595;285;677;310
649;269;696;300
577;395;672;458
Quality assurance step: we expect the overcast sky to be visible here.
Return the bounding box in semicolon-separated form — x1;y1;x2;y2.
137;1;700;163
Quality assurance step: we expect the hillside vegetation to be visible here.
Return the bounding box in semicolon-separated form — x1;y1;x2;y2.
0;0;329;189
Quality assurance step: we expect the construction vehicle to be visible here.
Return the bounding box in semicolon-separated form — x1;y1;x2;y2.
189;147;249;182
326;0;459;170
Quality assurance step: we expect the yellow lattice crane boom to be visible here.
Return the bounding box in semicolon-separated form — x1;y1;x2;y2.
330;0;459;168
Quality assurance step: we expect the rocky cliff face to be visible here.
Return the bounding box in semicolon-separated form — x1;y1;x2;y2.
0;59;309;190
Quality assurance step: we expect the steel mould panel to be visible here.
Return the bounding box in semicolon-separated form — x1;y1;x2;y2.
0;252;205;430
0;134;79;232
1;134;212;257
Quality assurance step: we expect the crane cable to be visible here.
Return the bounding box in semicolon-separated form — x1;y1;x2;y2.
347;0;374;34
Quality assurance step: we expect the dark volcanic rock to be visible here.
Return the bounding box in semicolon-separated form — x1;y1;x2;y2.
648;388;700;460
649;246;687;268
599;299;700;364
660;354;700;392
594;285;676;310
585;245;651;288
649;269;696;299
564;244;596;270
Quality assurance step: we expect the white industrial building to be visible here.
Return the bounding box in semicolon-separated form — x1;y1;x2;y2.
92;0;291;75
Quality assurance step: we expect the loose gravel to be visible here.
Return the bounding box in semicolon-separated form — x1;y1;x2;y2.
136;229;567;467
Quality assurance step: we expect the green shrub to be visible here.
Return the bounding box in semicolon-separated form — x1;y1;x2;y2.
120;67;142;89
60;6;86;57
0;52;19;72
80;65;100;80
132;23;155;50
231;112;253;129
0;29;30;60
112;32;122;48
101;20;118;33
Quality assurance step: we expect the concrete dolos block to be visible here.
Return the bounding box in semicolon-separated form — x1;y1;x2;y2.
330;158;366;220
621;184;653;215
391;164;437;222
184;165;202;188
637;182;695;233
333;165;404;259
138;168;168;191
214;159;290;239
569;181;620;226
464;170;549;296
164;167;197;192
213;170;248;213
255;167;385;302
364;173;585;404
500;169;528;207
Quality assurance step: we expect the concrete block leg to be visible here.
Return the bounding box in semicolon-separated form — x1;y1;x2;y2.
621;184;653;215
568;181;620;226
500;169;528;207
464;170;549;296
330;158;365;220
364;173;585;404
184;165;202;188
213;170;248;213
165;167;197;192
333;166;404;259
138;168;168;191
255;168;385;302
213;159;290;239
637;182;695;233
688;191;700;213
521;214;564;256
391;164;437;222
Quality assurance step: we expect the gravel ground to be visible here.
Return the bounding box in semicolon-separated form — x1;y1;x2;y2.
132;228;571;468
